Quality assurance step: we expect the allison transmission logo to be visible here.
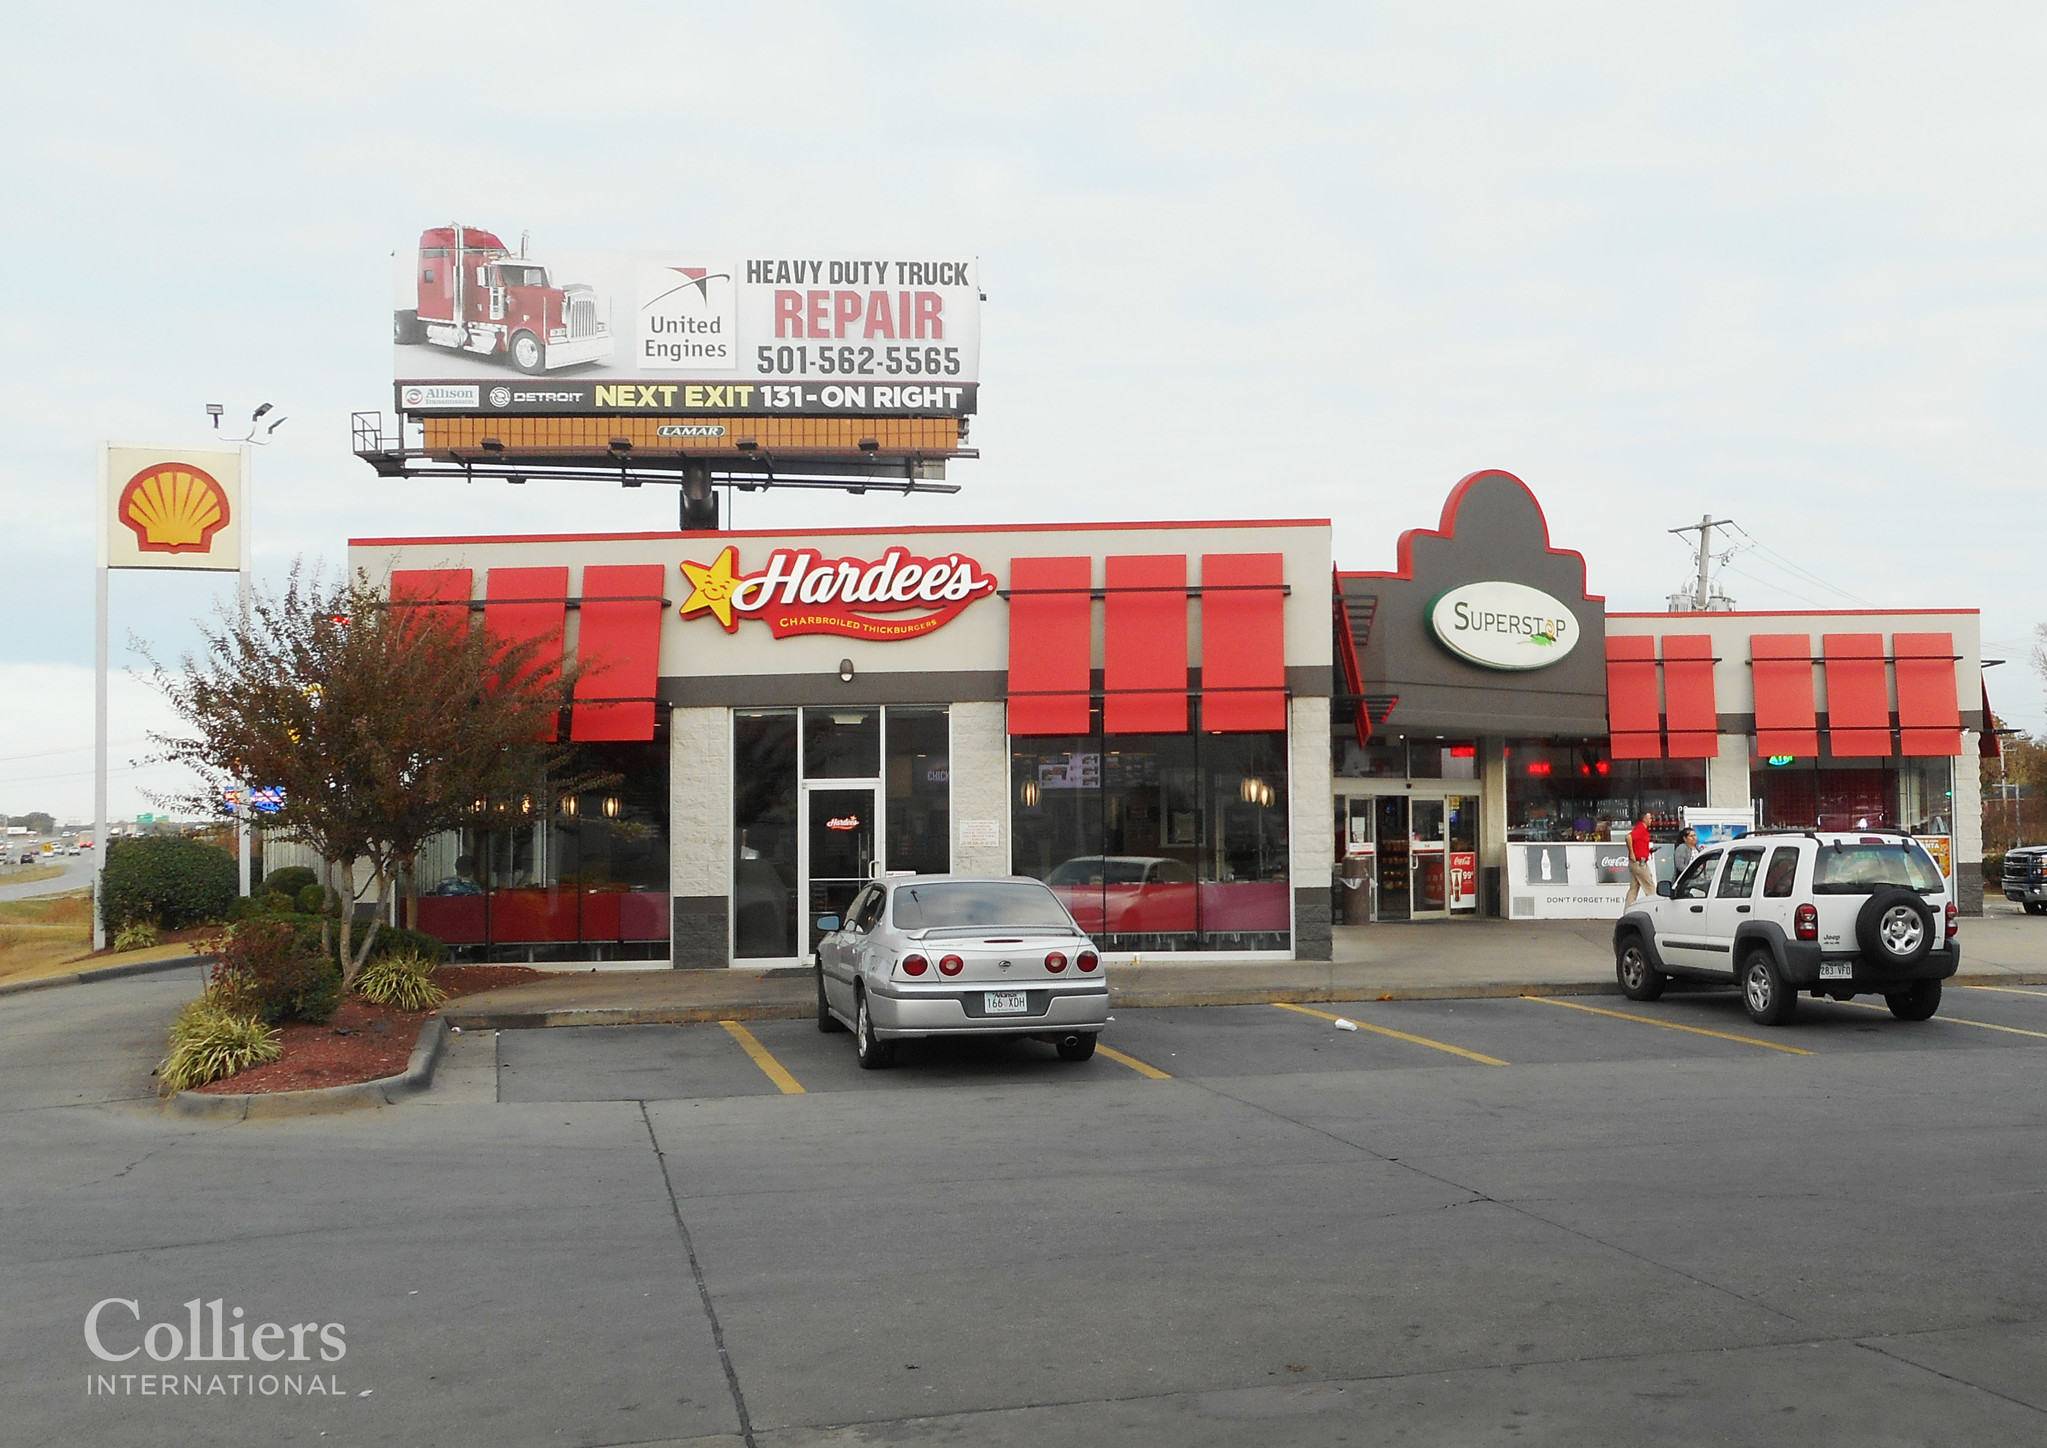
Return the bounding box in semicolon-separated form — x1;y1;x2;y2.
639;262;736;369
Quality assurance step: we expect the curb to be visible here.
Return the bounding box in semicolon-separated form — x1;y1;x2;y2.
0;953;211;998
169;1015;450;1120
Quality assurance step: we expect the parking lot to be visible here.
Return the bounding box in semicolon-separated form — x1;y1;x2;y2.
5;971;2045;1447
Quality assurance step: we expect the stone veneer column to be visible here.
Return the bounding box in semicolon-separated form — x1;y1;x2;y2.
948;702;1011;875
1956;737;1985;916
1289;696;1333;961
1706;733;1751;811
668;706;732;968
1480;737;1508;916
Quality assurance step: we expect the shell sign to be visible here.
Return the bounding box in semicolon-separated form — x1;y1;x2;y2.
102;446;243;571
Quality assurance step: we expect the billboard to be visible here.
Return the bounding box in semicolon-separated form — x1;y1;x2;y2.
394;224;980;417
101;445;244;572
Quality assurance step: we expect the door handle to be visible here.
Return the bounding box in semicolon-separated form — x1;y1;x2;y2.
1737;905;1751;914
1689;905;1704;913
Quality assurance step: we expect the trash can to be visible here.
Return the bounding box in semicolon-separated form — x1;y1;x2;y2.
1339;852;1375;925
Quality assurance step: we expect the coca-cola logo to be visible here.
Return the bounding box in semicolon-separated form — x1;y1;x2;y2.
678;544;996;640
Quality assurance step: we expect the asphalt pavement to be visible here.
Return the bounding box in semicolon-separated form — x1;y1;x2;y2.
0;853;95;902
4;968;2045;1446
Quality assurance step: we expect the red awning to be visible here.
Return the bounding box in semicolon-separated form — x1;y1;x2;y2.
1007;556;1093;736
1822;633;1890;758
1661;635;1718;759
484;567;570;742
1750;634;1818;758
389;568;473;637
1894;632;1961;757
1104;555;1188;734
1980;680;2001;761
1200;553;1286;732
569;564;666;742
1606;635;1660;759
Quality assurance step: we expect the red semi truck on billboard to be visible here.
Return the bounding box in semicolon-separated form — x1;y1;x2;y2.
393;225;611;373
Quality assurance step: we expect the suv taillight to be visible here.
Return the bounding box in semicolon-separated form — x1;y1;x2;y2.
1945;901;1957;940
1045;951;1067;973
1076;949;1099;973
1794;904;1818;942
901;953;929;977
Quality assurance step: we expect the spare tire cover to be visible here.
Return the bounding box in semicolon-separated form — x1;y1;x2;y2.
1856;887;1934;967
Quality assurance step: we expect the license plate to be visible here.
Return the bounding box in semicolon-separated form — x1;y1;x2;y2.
983;991;1029;1015
1819;962;1853;981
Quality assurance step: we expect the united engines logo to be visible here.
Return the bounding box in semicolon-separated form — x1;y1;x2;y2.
639;261;737;370
118;464;231;554
678;545;996;641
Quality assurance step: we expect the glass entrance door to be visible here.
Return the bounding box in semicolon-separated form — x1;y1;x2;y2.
1411;798;1447;915
804;785;878;957
1374;795;1410;921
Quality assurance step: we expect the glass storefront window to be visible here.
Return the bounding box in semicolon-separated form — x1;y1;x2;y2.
1335;736;1476;780
734;710;800;959
1754;755;1954;834
885;707;950;875
802;706;879;779
1505;741;1705;842
1012;704;1291;952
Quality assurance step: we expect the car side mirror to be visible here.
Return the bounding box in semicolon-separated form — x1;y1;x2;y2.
1656;881;1674;898
815;915;840;933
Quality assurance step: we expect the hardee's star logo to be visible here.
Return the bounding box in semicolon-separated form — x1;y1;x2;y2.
678;546;744;631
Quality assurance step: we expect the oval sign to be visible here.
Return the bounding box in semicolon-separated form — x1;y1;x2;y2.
1428;581;1579;671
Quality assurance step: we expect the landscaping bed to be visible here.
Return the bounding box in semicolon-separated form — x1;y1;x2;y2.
191;965;540;1094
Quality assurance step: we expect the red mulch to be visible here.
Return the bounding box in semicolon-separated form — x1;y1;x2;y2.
193;965;542;1095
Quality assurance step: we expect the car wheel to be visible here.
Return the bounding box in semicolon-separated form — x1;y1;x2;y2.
1616;936;1666;1002
1885;979;1942;1021
1740;949;1797;1026
2025;902;2047;917
510;330;545;373
1056;1033;1098;1062
1855;888;1934;968
854;990;893;1069
816;966;845;1033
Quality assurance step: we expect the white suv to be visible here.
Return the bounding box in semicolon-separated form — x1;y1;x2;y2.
1614;830;1958;1026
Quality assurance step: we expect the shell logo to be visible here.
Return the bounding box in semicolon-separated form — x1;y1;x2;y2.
118;464;231;554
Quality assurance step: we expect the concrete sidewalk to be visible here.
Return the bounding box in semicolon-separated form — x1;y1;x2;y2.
441;907;2047;1029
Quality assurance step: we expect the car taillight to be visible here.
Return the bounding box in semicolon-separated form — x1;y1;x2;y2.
1795;904;1818;942
1076;949;1099;973
938;954;963;976
901;953;929;977
1045;951;1067;973
1945;901;1957;939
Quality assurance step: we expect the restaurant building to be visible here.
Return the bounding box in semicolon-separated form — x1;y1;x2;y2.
345;469;1988;965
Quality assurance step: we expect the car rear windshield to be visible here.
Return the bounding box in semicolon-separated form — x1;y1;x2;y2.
1812;842;1944;895
892;882;1076;932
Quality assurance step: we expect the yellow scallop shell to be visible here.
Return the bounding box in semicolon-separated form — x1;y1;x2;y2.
120;466;229;552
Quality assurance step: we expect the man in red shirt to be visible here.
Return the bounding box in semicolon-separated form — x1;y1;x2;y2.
1624;811;1657;907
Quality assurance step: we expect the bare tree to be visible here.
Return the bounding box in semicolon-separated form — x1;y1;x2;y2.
144;562;581;982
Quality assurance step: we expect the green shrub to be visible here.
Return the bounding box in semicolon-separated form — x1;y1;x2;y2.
353;950;448;1011
362;922;447;965
100;836;237;932
296;883;331;915
113;920;161;952
210;920;342;1025
262;866;319;899
158;996;281;1093
1983;853;2005;885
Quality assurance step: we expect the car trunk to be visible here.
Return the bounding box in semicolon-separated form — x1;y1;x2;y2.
903;931;1097;987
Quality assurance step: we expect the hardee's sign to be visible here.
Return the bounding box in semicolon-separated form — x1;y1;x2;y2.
679;544;996;640
102;445;244;572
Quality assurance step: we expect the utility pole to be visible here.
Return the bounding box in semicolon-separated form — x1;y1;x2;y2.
1668;515;1736;610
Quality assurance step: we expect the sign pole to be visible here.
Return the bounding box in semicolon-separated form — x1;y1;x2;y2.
236;443;254;898
92;447;110;953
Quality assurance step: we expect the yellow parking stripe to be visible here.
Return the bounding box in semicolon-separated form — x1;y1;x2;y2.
1958;984;2047;1000
1522;996;1813;1055
719;1020;805;1094
1275;1002;1507;1066
1096;1043;1172;1080
1836;999;2047;1040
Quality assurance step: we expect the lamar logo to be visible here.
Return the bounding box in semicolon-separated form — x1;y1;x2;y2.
678;545;996;641
118;464;230;554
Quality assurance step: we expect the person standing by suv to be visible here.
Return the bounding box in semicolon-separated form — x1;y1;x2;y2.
1624;811;1656;907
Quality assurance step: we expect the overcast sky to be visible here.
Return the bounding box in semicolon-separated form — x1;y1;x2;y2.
3;2;2042;822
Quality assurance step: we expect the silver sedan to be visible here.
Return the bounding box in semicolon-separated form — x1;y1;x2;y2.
816;875;1109;1069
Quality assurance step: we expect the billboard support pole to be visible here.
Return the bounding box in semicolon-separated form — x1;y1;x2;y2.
679;460;718;531
92;447;109;953
237;442;253;898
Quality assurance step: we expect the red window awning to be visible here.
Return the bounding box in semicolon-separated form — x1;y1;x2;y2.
1751;634;1818;758
1606;635;1660;759
1661;635;1718;759
569;564;666;742
1894;632;1961;757
1332;574;1370;746
1105;555;1188;734
1007;556;1093;736
485;566;570;742
1822;633;1890;758
1200;553;1286;733
389;568;473;638
1980;681;2001;761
